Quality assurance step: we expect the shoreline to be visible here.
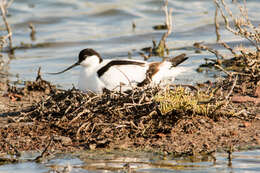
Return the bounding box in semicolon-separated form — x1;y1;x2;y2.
0;75;259;161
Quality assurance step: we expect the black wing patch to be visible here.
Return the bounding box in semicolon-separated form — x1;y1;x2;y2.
97;60;145;77
169;53;188;67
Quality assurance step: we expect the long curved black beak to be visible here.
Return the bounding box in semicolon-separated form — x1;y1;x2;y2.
47;62;79;75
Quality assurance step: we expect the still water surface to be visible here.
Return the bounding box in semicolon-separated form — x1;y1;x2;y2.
0;150;260;173
2;0;259;88
0;0;260;172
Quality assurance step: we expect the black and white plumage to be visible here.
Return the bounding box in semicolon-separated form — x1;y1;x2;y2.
49;48;189;93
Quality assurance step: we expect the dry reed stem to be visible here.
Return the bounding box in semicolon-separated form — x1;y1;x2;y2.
214;64;232;76
34;136;54;162
214;6;221;42
157;0;173;52
225;75;238;100
29;23;36;41
214;0;260;51
0;0;13;51
220;42;238;57
194;42;225;59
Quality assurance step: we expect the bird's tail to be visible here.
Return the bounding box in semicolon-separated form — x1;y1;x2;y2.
169;53;188;67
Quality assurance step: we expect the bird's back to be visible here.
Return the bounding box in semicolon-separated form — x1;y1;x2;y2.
78;54;188;93
99;59;148;91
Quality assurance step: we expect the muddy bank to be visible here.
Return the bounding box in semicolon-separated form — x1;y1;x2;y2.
0;71;259;160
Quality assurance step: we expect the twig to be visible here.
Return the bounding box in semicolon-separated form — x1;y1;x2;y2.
214;0;260;51
214;6;221;42
227;145;233;167
29;23;36;41
194;42;225;59
157;0;173;56
34;136;54;162
6;0;13;8
225;75;238;100
139;52;150;61
220;42;238;57
0;0;13;51
236;0;257;36
36;67;42;81
214;64;232;76
69;109;90;125
232;109;248;117
76;122;90;139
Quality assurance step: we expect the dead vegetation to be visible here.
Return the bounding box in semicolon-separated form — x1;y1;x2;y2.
195;0;259;107
140;0;173;59
197;0;259;72
0;0;260;165
0;70;259;161
0;0;13;52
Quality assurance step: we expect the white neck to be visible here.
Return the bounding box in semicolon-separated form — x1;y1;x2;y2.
80;55;101;68
78;66;104;93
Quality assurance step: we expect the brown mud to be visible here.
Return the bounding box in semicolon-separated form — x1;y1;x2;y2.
0;65;259;161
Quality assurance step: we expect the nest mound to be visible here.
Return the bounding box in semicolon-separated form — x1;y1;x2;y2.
1;77;259;157
21;86;186;151
1;55;259;156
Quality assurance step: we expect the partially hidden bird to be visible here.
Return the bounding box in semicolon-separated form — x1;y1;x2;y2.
48;48;189;93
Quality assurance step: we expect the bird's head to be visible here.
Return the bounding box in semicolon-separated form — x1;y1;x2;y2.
48;48;103;75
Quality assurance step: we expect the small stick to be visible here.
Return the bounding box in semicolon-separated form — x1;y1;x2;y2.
69;109;90;125
76;122;90;139
194;42;225;59
220;42;238;57
34;136;54;162
6;0;13;8
225;75;238;100
29;23;36;41
227;145;233;167
0;0;13;51
214;6;221;42
215;0;260;51
214;64;232;76
157;0;173;56
36;67;42;81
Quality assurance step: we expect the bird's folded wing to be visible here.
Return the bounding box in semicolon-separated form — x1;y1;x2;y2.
99;64;148;90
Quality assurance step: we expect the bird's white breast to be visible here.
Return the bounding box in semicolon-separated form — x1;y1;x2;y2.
78;65;105;93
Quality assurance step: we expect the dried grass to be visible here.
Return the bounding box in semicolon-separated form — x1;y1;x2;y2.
155;87;219;116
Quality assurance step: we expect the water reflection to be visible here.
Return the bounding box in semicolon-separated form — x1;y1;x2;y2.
0;150;259;172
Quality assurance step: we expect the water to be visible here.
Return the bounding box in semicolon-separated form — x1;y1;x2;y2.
3;0;259;88
0;150;260;173
1;0;260;172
